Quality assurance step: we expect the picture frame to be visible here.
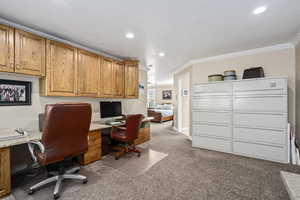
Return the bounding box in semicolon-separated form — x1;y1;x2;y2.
162;90;172;100
182;89;189;96
0;79;32;106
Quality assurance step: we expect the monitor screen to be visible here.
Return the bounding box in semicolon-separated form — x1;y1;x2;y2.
100;101;122;118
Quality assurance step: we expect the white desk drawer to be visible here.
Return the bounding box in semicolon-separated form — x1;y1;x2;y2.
193;96;232;110
193;111;231;124
233;141;287;163
233;78;287;95
193;123;232;138
192;136;232;153
193;82;232;96
233;95;287;113
233;127;286;145
233;113;287;129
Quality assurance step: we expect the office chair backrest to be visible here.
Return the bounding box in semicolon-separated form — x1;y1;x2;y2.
41;103;92;165
125;114;143;141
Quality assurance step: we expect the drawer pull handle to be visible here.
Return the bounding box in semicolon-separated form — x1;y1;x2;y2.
270;82;276;88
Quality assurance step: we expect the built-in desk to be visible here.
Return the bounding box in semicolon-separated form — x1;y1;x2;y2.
0;117;153;198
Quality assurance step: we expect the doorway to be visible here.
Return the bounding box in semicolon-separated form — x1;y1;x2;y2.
176;72;190;137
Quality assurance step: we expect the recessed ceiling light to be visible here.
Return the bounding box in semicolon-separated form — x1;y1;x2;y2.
125;32;135;39
159;52;165;57
253;6;267;15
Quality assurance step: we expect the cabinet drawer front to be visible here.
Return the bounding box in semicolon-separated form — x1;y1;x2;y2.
193;82;232;96
233;95;287;113
192;136;231;153
233;113;287;129
85;144;101;162
233;78;287;95
193;96;232;110
233;127;286;145
193;124;232;138
233;142;287;163
192;111;231;124
88;131;101;146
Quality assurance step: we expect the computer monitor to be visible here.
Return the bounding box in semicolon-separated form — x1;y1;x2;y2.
100;101;122;118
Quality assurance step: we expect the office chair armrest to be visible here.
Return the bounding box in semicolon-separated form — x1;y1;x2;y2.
116;126;127;131
28;140;45;162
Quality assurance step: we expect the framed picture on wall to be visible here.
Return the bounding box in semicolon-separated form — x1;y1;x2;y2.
162;90;172;100
182;89;189;96
0;79;32;106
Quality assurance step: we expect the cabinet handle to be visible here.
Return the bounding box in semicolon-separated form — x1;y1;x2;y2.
10;63;14;68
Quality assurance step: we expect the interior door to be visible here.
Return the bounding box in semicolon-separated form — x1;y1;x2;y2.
77;50;100;97
0;24;14;72
15;29;46;76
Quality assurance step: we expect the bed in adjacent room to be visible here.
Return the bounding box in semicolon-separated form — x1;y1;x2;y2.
147;104;174;123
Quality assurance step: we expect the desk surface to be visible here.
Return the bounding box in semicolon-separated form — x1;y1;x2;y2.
0;117;154;149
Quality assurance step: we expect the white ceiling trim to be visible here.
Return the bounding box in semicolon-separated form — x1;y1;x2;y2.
0;17;122;61
292;29;300;46
173;43;294;75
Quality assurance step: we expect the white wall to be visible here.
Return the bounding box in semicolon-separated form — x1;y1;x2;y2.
173;68;192;132
0;70;147;131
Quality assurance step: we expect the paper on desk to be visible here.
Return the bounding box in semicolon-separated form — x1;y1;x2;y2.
0;128;28;141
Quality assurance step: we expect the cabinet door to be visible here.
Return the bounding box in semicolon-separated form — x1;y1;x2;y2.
15;29;46;76
0;148;11;198
113;61;125;98
0;24;14;72
77;50;100;97
100;58;114;97
43;40;77;96
125;61;139;98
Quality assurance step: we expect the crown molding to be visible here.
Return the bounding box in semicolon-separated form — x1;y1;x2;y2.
291;29;300;46
0;17;123;61
173;43;294;75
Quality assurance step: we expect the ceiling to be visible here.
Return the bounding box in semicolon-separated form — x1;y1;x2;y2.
0;0;300;85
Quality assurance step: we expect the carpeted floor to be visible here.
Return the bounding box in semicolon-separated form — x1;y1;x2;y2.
7;122;300;200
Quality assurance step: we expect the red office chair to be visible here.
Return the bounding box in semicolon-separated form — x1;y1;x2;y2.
27;103;92;199
110;114;143;160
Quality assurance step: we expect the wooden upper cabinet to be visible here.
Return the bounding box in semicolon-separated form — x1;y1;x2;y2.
100;58;114;97
125;60;139;98
113;61;125;98
15;29;46;76
77;50;100;97
40;40;77;96
0;24;14;73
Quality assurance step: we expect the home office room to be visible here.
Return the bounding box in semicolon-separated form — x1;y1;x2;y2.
1;1;300;200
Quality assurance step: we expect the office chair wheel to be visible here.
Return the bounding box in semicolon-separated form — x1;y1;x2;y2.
83;178;88;184
137;153;141;157
54;193;60;199
28;189;35;195
115;156;119;160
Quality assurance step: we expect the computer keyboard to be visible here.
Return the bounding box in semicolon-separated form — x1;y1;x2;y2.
107;121;125;126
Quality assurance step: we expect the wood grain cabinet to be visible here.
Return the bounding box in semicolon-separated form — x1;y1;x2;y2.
40;40;77;96
77;50;100;97
125;60;139;98
100;58;114;97
0;148;11;198
0;24;14;73
81;130;102;165
113;61;125;98
15;29;46;76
